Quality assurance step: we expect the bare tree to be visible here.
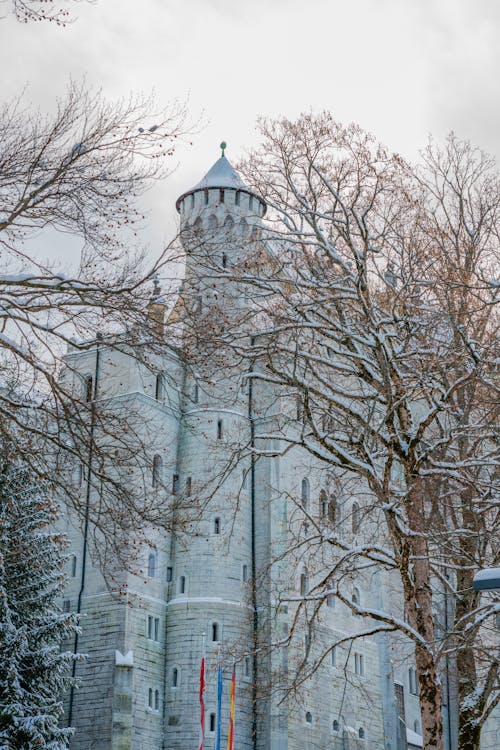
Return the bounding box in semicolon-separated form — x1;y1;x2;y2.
220;115;500;750
0;80;191;566
2;0;93;25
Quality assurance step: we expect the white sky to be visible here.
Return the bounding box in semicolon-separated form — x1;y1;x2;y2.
1;0;499;262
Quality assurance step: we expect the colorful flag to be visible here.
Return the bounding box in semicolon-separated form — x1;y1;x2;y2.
226;663;236;750
215;650;223;750
199;636;206;750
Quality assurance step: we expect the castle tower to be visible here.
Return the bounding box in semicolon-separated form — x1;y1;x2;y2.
163;147;266;750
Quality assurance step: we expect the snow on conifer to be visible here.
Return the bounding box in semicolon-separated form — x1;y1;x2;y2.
0;460;80;748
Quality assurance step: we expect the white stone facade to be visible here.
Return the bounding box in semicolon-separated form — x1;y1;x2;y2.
60;154;498;750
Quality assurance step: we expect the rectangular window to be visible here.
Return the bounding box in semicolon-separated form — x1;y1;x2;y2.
63;599;71;613
217;419;223;439
172;474;179;494
147;615;160;642
242;564;248;582
219;188;225;203
185;476;192;496
166;566;173;582
354;652;365;676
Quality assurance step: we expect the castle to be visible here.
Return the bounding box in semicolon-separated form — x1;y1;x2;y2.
59;150;498;750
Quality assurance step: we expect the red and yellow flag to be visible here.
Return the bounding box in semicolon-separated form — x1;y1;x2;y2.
199;649;206;750
226;664;236;750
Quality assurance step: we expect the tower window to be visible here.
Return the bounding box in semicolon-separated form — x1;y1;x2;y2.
191;193;195;208
193;384;199;403
166;566;173;582
300;569;308;596
305;711;312;726
352;502;361;533
242;564;248;582
352;587;360;606
354;652;365;676
147;553;157;578
185;476;192;496
249;196;253;210
147;615;160;641
172;667;179;687
76;463;83;487
214;517;221;535
217;419;223;439
409;666;418;695
155;373;164;401
301;478;310;510
211;622;219;642
71;554;77;578
328;498;337;524
204;189;209;205
154;689;159;711
63;599;71;613
152;454;162;488
319;490;328;519
332;719;339;732
179;575;186;594
172;474;179;494
245;656;251;677
222;252;227;268
196;294;203;312
358;727;365;740
219;189;225;203
209;712;216;732
84;374;93;402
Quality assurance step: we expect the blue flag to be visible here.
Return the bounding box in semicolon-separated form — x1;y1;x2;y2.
215;662;223;750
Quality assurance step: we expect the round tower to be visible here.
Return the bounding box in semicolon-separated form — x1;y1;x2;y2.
163;148;263;750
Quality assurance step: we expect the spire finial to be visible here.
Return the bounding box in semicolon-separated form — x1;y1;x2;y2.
220;141;227;157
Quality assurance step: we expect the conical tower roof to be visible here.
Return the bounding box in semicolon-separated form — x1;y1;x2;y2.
175;145;265;213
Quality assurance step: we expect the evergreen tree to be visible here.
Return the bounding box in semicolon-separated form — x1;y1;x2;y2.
0;460;79;749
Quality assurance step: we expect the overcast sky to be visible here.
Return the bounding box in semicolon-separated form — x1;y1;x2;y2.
1;0;499;261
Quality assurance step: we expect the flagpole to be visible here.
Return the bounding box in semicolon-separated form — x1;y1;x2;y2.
215;640;223;750
199;632;206;750
226;659;236;750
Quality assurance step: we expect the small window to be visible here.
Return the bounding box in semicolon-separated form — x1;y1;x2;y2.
190;193;195;208
301;478;310;510
305;711;312;726
352;587;360;606
185;476;192;496
154;617;159;641
148;688;153;709
76;463;83;487
193;384;199;403
352;502;361;533
222;253;227;269
217;419;223;440
84;375;93;402
409;667;418;695
172;667;179;687
166;566;173;583
214;517;221;535
249;196;253;211
179;575;186;594
242;564;248;582
155;373;164;401
244;656;251;678
300;570;308;596
209;712;216;732
354;652;365;676
211;622;219;642
331;647;337;667
152;454;162;488
219;189;225;203
328;498;336;524
71;555;77;578
358;727;365;740
147;615;160;641
204;189;209;205
235;191;240;206
172;474;179;495
63;599;71;613
147;553;157;578
154;689;159;711
332;719;340;732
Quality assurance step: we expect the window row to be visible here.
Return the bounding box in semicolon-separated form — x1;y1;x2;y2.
146;561;249;587
304;712;366;739
300;479;362;533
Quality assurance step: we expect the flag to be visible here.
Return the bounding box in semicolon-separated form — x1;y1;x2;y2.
226;663;236;750
199;636;206;750
215;651;223;750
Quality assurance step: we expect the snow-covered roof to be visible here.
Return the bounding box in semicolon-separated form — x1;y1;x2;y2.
406;728;423;747
175;153;263;211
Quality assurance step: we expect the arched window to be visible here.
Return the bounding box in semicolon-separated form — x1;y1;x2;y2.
204;189;209;205
301;478;310;510
172;667;179;687
211;622;220;642
239;217;248;235
185;476;192;496
147;553;157;578
217;419;223;440
352;587;360;606
358;727;365;740
235;191;240;206
214;517;221;535
300;569;308;596
352;502;361;533
328;498;337;524
242;564;248;582
219;188;225;203
155;373;164;401
190;193;195;208
244;656;251;678
152;454;162;488
332;719;340;732
154;689;159;711
178;575;186;594
305;711;312;726
409;667;418;695
208;214;217;231
209;712;216;732
148;687;153;708
71;555;77;578
222;252;228;268
172;474;179;494
319;490;328;520
354;652;365;676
